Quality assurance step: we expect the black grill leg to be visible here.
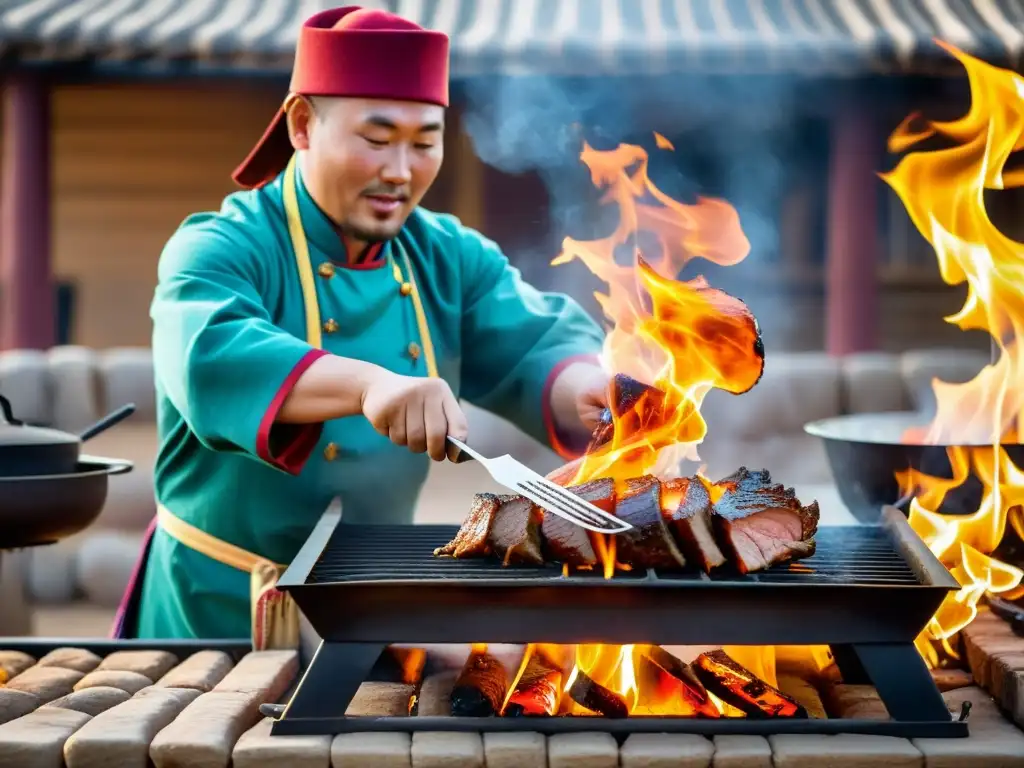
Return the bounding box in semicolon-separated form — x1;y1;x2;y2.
845;643;951;722
830;644;869;684
272;641;385;733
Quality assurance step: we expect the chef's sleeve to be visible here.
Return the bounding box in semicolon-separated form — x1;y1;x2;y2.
150;221;326;475
455;223;606;457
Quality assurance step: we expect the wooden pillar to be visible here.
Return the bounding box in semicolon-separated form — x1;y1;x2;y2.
825;102;880;355
450;112;485;232
1;72;54;351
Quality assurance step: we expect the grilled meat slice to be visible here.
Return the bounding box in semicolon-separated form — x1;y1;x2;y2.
489;495;544;566
615;476;687;570
662;477;727;572
540;479;611;567
712;468;820;574
693;649;807;718
434;493;501;558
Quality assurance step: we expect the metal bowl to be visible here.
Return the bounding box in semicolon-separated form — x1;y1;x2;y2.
0;456;133;549
804;412;1024;524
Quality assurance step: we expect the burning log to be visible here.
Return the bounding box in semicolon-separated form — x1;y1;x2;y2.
503;646;565;717
565;668;629;718
450;646;508;717
693;650;807;719
712;468;820;574
634;645;720;717
615;476;688;570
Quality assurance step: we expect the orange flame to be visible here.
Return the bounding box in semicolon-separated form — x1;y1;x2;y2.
552;138;763;485
882;40;1024;665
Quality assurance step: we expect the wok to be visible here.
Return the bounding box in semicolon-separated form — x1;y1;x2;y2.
0;393;136;477
0;456;133;548
803;411;1024;524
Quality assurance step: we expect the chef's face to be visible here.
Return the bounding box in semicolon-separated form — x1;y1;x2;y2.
288;95;445;244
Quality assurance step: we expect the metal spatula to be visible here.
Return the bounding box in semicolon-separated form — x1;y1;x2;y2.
446;436;633;534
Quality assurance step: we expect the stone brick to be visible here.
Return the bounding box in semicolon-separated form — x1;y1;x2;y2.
35;648;102;674
930;668;973;693
990;653;1024;708
148;690;262;768
770;735;922;768
346;682;417;717
64;687;200;768
415;671;457;717
213;650;298;704
1012;671;1024;729
48;687;131;717
0;650;35;680
913;686;1024;767
155;651;234;692
821;684;889;720
0;705;92;768
962;615;1018;685
6;666;85;703
482;732;546;768
0;689;40;725
74;670;152;695
231;717;331;768
96;651;179;681
969;636;1024;689
331;732;410;768
547;732;618;768
411;732;484;768
620;733;714;768
712;735;772;768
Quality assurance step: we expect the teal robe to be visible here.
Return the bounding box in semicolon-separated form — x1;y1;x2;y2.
132;162;605;639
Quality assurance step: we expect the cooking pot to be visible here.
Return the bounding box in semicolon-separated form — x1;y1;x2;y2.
804;411;1024;523
0;393;136;478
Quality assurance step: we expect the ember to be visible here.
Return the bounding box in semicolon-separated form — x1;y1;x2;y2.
881;41;1024;666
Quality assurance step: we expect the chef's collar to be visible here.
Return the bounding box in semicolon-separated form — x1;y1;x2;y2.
292;158;386;270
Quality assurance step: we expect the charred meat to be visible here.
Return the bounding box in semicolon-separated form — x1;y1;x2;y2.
540;479;611;567
662;477;727;572
615;476;688;570
712;467;820;574
433;493;501;558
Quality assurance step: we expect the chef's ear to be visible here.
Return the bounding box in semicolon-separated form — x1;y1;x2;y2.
284;93;315;151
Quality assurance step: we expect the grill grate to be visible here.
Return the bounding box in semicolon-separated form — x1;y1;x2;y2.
306;523;921;587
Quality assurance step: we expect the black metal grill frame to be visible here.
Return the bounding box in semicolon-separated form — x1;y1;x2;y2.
271;506;966;738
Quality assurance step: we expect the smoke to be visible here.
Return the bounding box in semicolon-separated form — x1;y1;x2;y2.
455;73;825;348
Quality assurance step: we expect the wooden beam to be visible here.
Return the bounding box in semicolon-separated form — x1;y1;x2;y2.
1;72;54;350
825;101;881;355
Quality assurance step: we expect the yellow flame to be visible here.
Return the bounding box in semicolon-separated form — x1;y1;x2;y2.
882;41;1024;664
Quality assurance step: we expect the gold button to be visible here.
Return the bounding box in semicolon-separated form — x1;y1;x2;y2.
323;318;339;334
407;342;421;360
399;282;412;297
317;263;335;279
323;442;339;461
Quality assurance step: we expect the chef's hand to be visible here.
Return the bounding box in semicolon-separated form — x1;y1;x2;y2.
550;362;611;436
360;369;469;462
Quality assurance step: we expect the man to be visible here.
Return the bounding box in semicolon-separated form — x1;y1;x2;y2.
114;6;608;644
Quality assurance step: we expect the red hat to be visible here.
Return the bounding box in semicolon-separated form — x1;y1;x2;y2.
232;6;450;189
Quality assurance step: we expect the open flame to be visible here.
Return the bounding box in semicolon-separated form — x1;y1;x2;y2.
532;135;799;714
881;40;1024;665
552;135;764;486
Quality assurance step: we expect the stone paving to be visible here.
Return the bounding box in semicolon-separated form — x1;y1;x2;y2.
1;619;1024;767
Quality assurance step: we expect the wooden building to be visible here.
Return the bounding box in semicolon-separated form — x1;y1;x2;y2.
1;0;1022;354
